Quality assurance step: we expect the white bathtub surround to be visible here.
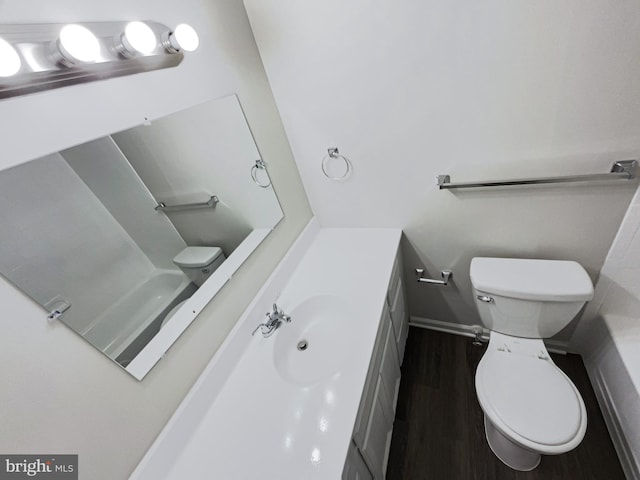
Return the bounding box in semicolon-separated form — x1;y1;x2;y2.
83;270;191;360
585;315;640;480
0;152;181;344
600;316;640;395
572;186;640;479
130;224;403;479
63;136;187;271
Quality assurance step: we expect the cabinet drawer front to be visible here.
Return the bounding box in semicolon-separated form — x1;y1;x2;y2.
387;256;401;306
361;378;394;479
352;306;391;446
379;311;401;413
389;276;408;364
389;276;405;339
396;309;409;364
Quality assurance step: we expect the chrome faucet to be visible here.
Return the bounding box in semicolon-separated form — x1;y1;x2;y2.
251;303;291;337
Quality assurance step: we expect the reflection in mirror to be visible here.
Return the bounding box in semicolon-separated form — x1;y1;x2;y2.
0;94;283;379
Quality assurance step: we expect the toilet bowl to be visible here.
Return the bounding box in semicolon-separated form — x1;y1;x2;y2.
475;332;587;470
470;257;594;470
173;246;226;287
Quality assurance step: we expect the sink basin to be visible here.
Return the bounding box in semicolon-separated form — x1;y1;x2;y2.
273;295;356;386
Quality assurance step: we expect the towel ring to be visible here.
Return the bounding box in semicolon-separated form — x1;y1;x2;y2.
322;147;352;180
251;159;271;188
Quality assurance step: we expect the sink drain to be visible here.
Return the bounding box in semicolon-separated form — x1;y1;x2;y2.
297;340;308;351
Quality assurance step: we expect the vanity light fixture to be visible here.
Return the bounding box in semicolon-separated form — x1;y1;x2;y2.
0;20;199;100
0;37;21;77
162;23;199;53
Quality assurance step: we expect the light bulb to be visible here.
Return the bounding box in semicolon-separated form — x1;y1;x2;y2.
164;24;199;53
123;21;156;55
173;24;199;52
58;24;100;63
0;37;21;77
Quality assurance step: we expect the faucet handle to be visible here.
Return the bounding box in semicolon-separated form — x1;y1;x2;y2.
272;303;290;322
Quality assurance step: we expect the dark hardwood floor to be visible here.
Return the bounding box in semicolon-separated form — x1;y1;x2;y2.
386;327;626;480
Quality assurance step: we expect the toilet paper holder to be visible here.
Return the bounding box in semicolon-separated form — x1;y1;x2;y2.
415;268;452;286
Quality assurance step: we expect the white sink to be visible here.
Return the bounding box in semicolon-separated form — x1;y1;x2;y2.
273;295;356;386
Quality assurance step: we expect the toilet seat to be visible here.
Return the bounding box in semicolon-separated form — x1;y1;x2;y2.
475;333;587;454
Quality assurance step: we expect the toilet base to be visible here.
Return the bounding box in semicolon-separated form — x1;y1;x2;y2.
484;415;541;471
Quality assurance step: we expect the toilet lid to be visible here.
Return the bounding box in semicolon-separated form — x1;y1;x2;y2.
173;246;223;268
476;352;583;446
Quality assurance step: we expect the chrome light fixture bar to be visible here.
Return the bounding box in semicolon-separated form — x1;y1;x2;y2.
0;20;199;99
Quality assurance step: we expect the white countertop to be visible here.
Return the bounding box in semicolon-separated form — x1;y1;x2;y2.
131;227;402;480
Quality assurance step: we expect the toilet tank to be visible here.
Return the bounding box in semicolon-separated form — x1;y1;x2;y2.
470;257;594;338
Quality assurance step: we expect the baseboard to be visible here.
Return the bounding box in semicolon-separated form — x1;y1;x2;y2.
409;316;570;354
409;316;484;339
586;359;640;480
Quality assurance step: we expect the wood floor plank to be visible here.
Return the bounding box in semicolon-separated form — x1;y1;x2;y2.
386;327;626;480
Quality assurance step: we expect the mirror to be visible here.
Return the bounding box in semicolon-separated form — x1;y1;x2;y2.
0;94;283;379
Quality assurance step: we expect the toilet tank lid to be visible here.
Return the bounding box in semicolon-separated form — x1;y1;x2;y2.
173;246;223;268
470;257;593;302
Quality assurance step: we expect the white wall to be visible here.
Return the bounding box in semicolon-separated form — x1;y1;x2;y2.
244;0;640;343
0;1;312;479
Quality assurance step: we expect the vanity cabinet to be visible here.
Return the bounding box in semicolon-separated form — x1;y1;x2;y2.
344;250;408;479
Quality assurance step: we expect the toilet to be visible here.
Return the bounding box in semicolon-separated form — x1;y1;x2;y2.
469;257;594;471
161;246;226;328
172;246;226;287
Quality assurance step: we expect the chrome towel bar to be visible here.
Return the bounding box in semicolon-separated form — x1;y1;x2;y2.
155;195;219;212
437;160;637;190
